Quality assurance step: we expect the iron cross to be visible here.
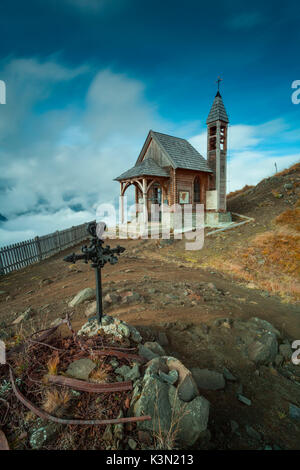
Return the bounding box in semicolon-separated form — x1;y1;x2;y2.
216;76;223;91
63;221;125;324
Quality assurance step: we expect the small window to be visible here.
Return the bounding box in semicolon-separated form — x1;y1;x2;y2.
194;177;200;203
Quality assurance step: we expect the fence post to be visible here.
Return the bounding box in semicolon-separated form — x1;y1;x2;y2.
35;236;42;262
56;231;61;252
0;252;4;275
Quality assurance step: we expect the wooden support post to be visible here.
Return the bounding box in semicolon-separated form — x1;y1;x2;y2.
56;230;61;252
35;236;42;262
142;178;148;228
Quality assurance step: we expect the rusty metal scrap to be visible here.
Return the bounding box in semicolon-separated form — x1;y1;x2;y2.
93;349;146;363
47;374;133;393
9;367;151;426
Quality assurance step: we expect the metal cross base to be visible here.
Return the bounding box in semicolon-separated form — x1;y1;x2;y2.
63;221;125;324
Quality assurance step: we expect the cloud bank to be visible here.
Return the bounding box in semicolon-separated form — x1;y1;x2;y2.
0;57;165;244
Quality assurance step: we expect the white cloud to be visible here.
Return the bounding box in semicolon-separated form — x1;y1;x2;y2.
0;208;95;246
0;58;166;245
227;152;299;193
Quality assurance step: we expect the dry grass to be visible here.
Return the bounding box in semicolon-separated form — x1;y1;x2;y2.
274;162;300;177
42;388;71;415
275;206;300;232
227;185;254;200
47;351;60;375
199;195;300;302
152;385;190;450
89;366;109;384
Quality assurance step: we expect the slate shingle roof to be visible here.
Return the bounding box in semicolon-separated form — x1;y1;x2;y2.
114;157;169;181
151;131;212;172
206;92;229;124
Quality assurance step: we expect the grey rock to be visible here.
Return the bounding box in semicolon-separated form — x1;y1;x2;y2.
167;357;198;402
115;363;140;381
247;332;278;364
133;376;173;435
117;323;131;338
191;368;225;390
109;359;119;368
143;357;169;380
104;293;121;304
284;183;293;190
134;375;209;446
275;354;284;367
279;343;292;360
168;386;210;446
289;403;300;421
158;369;178;385
128;438;137;450
178;374;199;402
68;288;96;307
144;341;166;356
122;292;142;304
128;324;142;343
245;425;261;441
30;421;59;449
157;331;169;347
85;301;97;317
102;315;114;326
138;344;159;361
223;367;237;382
230;420;239;433
237;394;252;406
66;358;96;380
247;317;281;339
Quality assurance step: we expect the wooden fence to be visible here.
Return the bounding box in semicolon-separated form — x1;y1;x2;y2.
0;221;95;275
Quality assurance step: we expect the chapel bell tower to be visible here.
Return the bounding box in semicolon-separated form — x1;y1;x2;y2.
206;80;229;212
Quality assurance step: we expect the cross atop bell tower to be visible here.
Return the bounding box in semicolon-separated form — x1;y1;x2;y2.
206;80;229;212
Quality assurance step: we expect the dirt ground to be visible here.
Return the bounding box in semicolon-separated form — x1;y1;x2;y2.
1;236;300;450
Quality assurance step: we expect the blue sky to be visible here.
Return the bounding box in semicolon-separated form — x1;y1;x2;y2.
0;0;299;245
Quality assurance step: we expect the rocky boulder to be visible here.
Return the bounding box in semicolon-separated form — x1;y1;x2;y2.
166;357;199;402
191;368;225;390
78;316;142;343
247;333;278;364
144;341;166;356
133;374;209;446
233;317;280;365
68;288;96;307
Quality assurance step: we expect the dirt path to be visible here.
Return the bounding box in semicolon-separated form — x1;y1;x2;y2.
0;238;300;449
